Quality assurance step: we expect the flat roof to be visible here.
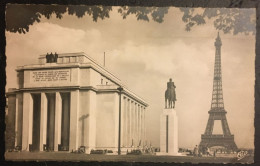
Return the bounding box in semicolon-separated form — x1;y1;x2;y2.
16;52;148;106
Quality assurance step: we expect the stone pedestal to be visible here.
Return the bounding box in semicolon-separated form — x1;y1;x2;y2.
158;108;178;155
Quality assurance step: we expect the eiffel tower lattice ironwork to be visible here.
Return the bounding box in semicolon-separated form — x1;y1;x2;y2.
199;32;237;152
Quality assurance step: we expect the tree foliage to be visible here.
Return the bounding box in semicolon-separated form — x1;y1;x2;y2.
5;5;255;35
6;5;112;33
118;6;169;23
180;8;255;35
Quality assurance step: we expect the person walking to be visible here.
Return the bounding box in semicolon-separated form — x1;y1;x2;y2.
194;145;199;157
206;147;211;156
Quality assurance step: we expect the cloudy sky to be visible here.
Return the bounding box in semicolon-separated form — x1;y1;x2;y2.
6;6;255;149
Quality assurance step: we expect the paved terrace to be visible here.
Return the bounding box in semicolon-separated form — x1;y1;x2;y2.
5;152;253;164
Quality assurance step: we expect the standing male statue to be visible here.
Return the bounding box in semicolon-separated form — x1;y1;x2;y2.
46;53;50;63
165;78;176;108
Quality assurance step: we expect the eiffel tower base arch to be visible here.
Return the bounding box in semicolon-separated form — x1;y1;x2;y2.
199;134;238;153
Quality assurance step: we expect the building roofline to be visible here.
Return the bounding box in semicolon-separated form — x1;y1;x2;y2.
14;52;148;106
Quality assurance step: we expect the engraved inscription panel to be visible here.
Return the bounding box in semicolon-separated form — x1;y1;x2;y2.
31;69;70;82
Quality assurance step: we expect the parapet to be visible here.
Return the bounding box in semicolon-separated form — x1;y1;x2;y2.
38;52;95;64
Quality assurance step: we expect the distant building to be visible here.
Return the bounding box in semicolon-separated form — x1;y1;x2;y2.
6;52;148;153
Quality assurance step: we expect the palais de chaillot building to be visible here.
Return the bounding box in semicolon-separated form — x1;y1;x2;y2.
6;52;148;154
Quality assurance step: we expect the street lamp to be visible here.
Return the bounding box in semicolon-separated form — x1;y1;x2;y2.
117;86;123;155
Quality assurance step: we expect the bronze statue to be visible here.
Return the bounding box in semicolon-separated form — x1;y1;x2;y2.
165;78;176;108
49;52;54;62
46;52;58;63
54;52;58;62
46;53;50;63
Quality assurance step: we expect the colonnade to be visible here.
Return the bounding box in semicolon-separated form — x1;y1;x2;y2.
21;91;74;152
121;96;146;148
14;91;147;152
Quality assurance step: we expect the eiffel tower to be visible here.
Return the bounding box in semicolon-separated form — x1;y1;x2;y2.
199;32;237;152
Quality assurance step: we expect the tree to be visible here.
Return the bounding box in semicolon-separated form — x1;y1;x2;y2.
6;5;112;33
6;5;255;35
179;8;255;35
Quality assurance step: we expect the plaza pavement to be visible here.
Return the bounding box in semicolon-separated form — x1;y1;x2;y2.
4;152;254;164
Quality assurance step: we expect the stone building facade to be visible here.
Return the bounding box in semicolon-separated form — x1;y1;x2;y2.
6;52;148;153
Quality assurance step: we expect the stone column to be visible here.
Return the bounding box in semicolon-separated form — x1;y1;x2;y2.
7;93;16;150
54;92;62;151
14;95;18;147
22;93;33;151
69;90;79;151
125;98;127;147
47;94;56;151
121;96;125;147
39;93;47;151
125;97;128;147
135;103;138;146
144;108;146;142
124;98;128;147
138;105;141;146
136;104;139;146
124;97;128;147
139;106;142;146
142;107;145;146
113;92;119;151
131;102;134;147
128;99;131;147
130;101;134;147
125;97;128;148
140;106;143;146
15;93;23;147
61;93;70;150
87;90;97;152
133;103;135;146
143;106;145;146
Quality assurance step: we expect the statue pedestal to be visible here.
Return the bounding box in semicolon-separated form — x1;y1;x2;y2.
157;108;179;156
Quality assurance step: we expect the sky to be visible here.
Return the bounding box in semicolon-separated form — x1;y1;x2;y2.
6;6;255;149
